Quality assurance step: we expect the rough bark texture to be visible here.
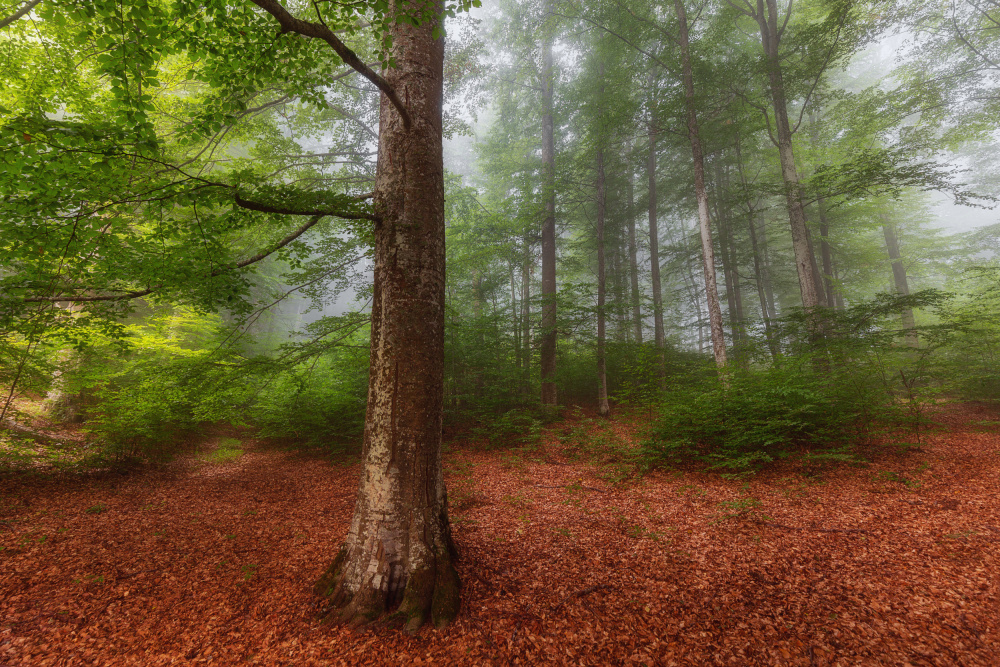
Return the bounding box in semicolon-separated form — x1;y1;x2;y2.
314;1;459;632
539;2;558;407
881;216;918;348
676;0;727;369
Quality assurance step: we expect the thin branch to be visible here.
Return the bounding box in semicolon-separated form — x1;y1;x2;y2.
249;0;411;129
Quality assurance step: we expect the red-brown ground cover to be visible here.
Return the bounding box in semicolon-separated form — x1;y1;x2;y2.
1;403;998;666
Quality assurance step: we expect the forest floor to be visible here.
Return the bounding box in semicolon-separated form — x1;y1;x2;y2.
1;403;998;666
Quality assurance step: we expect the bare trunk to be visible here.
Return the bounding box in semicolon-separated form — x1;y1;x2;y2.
756;0;821;313
539;3;558;407
647;71;666;384
510;266;521;381
881;215;918;347
676;0;727;368
757;213;778;321
314;2;459;631
626;146;643;344
521;244;532;396
712;162;743;352
521;248;534;396
747;214;780;360
816;199;837;309
805;225;828;307
596;67;610;418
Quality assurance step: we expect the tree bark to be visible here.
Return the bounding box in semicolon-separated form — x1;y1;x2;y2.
675;0;727;369
753;0;822;314
881;215;918;347
626;141;643;344
647;71;667;384
596;66;611;418
539;0;558;407
314;1;459;632
521;242;532;395
816;199;837;309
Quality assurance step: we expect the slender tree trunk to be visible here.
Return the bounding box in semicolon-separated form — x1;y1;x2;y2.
596;67;611;418
510;265;521;384
757;213;778;321
732;137;778;358
521;242;532;395
625;142;643;344
711;163;742;352
816;199;837;309
833;263;845;311
314;2;459;631
539;2;558;407
647;71;667;384
754;0;822;314
747;212;780;359
675;0;727;368
805;226;828;307
881;214;918;347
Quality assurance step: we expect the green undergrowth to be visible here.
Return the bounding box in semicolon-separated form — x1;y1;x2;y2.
558;408;641;485
641;358;925;478
200;437;243;464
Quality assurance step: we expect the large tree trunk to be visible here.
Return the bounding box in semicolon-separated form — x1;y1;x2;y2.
647;71;667;384
675;0;727;368
539;2;558;407
314;2;459;632
881;215;918;347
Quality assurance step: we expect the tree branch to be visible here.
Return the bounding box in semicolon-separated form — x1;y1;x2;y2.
23;213;340;303
0;0;42;30
248;0;412;129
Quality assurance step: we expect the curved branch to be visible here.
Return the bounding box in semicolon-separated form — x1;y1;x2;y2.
249;0;411;129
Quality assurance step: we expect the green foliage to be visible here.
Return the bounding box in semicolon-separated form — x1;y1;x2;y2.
643;363;872;476
201;437;243;464
470;409;543;449
251;349;368;449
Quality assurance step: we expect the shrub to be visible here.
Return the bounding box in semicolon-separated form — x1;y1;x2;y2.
642;361;887;476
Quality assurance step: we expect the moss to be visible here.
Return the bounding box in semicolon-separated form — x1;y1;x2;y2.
313;546;348;598
431;550;461;629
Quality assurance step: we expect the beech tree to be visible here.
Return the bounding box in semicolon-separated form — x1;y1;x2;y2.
0;0;475;629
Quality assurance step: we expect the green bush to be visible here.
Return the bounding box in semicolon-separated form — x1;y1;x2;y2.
471;408;544;449
642;362;885;476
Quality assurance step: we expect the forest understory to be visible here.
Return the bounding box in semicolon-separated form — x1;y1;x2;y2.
1;402;997;667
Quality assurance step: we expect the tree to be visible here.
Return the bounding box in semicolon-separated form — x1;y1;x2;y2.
0;0;474;630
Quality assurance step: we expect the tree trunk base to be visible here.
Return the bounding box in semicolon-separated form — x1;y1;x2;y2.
313;535;460;633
